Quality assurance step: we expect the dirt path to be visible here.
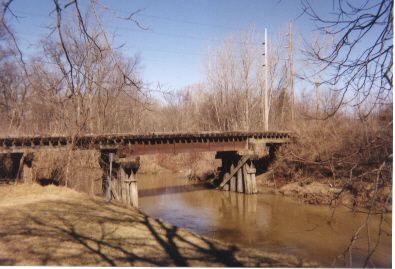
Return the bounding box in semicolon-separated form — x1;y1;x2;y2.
0;184;316;267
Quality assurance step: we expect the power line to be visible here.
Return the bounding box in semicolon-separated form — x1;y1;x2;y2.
13;23;260;59
11;9;259;46
11;8;241;32
122;44;208;57
16;32;258;63
25;51;199;67
17;32;210;59
9;10;263;63
106;24;258;46
98;6;244;31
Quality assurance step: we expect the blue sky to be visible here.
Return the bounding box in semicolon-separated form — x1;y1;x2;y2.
7;0;333;91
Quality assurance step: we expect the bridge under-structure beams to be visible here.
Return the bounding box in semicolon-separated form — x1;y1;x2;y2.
0;131;293;207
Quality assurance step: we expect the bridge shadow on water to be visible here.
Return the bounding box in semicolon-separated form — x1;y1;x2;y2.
139;182;212;198
0;191;306;267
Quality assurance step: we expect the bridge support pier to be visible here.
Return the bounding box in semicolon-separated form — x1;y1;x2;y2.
216;152;257;194
0;152;33;183
118;163;138;208
100;151;140;208
21;153;34;183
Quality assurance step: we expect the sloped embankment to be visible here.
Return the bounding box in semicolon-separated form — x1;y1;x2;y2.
0;184;316;267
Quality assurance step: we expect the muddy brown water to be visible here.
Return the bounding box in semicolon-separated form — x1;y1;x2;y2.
138;174;392;267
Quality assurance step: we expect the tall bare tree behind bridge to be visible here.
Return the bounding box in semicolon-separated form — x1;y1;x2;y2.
302;0;393;119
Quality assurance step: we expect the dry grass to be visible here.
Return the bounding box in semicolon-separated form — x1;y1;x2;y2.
264;110;393;209
272;113;392;180
0;183;316;267
31;150;102;195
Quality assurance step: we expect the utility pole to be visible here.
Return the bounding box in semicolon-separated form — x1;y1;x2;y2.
315;79;320;120
262;28;269;131
289;21;295;122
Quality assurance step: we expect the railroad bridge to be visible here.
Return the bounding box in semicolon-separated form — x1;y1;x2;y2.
0;131;292;207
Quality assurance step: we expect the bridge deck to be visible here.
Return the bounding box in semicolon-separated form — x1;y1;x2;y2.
0;131;292;155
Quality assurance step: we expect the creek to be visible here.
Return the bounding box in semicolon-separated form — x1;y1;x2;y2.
138;173;391;267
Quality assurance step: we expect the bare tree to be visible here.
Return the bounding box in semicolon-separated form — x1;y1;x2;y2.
0;21;26;133
0;0;149;134
202;28;290;132
302;0;393;118
298;1;393;266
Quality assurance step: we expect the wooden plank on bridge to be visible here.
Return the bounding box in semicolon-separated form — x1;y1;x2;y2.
250;163;257;194
237;168;243;193
106;153;113;201
230;176;236;192
243;163;251;194
128;171;138;208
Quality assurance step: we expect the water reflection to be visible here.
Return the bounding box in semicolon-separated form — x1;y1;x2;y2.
138;174;391;267
139;183;206;197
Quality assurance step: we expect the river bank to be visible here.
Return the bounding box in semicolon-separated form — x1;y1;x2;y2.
139;152;391;211
0;183;316;267
255;172;392;212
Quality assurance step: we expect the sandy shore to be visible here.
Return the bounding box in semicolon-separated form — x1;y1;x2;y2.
0;184;316;267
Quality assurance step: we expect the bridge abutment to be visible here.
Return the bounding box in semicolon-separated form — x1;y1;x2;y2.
100;150;140;208
0;152;33;183
216;152;258;194
215;142;277;194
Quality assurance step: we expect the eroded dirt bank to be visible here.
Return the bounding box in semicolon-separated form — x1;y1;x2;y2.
255;173;392;211
0;184;316;267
